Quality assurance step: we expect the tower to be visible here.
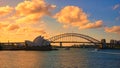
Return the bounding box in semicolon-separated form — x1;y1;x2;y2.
101;39;107;48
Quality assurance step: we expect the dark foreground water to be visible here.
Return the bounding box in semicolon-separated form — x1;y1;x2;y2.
0;48;120;68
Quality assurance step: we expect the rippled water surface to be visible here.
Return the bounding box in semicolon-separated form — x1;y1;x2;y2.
0;48;120;68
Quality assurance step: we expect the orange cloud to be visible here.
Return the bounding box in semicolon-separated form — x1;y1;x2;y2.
0;0;54;31
54;6;103;29
0;22;9;29
54;6;88;25
6;24;19;31
17;26;46;34
16;13;41;24
15;0;47;16
16;26;47;38
0;6;13;17
79;20;103;29
105;26;120;34
15;0;56;24
33;29;46;34
63;25;70;29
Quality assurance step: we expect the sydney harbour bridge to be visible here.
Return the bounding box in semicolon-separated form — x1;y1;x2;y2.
48;33;101;47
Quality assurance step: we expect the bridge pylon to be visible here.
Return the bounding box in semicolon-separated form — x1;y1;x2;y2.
60;42;62;47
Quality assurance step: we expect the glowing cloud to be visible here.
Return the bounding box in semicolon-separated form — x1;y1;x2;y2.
17;27;46;34
6;24;19;31
15;0;56;24
0;22;9;29
0;6;13;17
0;0;54;30
79;20;103;29
54;6;103;29
16;13;41;24
105;26;120;34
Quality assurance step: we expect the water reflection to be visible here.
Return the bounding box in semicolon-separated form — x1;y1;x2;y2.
0;48;120;68
57;48;90;68
0;51;44;68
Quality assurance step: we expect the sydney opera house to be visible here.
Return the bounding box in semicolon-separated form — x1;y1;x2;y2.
25;36;52;50
25;36;50;46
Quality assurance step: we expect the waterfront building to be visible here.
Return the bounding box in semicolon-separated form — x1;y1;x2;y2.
25;36;50;47
110;39;114;48
118;40;120;45
116;40;120;48
110;39;120;48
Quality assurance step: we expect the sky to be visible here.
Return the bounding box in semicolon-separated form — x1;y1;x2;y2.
0;0;120;42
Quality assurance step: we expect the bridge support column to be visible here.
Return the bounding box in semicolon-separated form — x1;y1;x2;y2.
60;42;62;48
101;39;107;48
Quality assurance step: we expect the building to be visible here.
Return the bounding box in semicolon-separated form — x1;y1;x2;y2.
25;36;51;47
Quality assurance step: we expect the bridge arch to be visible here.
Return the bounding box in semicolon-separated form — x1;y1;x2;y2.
48;33;100;44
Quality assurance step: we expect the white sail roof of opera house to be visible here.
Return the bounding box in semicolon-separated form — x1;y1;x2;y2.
25;36;50;46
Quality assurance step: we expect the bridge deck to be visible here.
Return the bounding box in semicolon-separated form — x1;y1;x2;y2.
50;41;101;44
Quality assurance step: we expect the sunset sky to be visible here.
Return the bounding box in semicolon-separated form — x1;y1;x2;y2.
0;0;120;42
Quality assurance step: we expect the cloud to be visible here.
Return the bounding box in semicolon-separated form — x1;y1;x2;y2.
0;22;9;29
15;0;47;16
16;13;41;24
32;29;46;34
16;26;47;36
113;4;120;10
0;0;55;31
15;0;56;24
113;4;120;21
105;26;120;34
116;16;120;21
79;20;103;29
54;6;103;29
63;25;70;29
0;6;13;17
6;24;20;31
0;22;19;31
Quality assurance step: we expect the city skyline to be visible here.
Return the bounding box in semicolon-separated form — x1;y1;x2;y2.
0;0;120;42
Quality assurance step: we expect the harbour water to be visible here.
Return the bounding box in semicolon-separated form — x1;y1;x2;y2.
0;48;120;68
